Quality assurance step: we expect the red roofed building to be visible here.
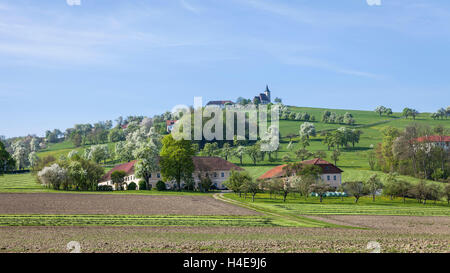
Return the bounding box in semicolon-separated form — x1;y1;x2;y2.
413;135;450;150
166;120;177;133
99;156;243;190
259;158;343;188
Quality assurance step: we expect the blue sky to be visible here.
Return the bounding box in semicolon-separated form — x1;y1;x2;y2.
0;0;449;138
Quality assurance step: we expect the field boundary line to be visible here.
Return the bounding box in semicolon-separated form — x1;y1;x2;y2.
213;193;357;229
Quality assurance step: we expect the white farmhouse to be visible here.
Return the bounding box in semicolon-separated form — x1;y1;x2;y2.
98;156;244;190
258;158;343;188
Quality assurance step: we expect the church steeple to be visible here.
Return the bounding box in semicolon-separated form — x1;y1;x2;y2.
264;85;271;102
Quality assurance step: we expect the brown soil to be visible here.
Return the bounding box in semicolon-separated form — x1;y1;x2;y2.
0;224;448;253
0;193;259;215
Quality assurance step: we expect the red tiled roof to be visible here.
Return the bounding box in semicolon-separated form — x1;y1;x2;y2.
101;160;137;182
259;158;343;180
166;120;177;126
259;164;287;179
193;157;244;172
100;157;242;182
415;135;450;143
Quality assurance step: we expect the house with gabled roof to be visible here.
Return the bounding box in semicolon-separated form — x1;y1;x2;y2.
99;156;244;190
259;158;343;188
413;135;450;150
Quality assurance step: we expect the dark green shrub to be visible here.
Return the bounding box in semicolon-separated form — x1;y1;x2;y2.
128;182;137;190
156;180;166;191
138;180;147;190
97;185;113;191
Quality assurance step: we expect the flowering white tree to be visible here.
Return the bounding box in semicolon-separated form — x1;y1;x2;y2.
28;152;39;168
67;150;79;159
30;138;40;152
134;142;160;189
38;163;67;189
299;122;316;139
12;140;30;170
87;144;110;163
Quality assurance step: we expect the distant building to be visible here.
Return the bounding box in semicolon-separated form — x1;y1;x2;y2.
206;100;234;108
98;157;244;190
166;120;177;133
413;135;450;150
259;158;343;188
253;85;271;104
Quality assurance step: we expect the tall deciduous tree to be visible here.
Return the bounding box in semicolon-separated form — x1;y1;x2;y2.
111;170;126;191
134;142;160;190
159;134;195;191
365;174;383;202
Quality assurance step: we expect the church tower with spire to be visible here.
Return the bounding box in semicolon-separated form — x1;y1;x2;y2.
264;85;271;103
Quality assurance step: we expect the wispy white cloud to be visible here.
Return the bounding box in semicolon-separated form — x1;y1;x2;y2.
281;55;380;79
239;0;450;36
180;0;200;14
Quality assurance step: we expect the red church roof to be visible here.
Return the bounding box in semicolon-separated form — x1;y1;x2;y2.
259;158;343;180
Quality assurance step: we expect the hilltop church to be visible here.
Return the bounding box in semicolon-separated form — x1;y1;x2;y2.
206;85;272;107
253;85;271;104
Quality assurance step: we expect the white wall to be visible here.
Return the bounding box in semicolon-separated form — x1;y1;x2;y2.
320;173;341;189
98;170;232;190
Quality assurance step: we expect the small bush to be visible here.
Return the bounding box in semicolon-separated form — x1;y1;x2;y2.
128;182;137;190
97;185;113;191
156;180;166;191
138;180;147;190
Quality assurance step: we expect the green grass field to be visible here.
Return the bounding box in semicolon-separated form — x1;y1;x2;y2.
3;106;449;195
229;107;450;182
225;193;450;216
37;141;117;163
0;173;212;195
0;214;302;227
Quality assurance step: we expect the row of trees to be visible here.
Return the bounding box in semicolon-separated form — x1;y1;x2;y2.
323;127;363;150
374;106;393;117
430;107;450;120
37;155;104;191
322;111;355;125
402;108;419;120
280;110;316;122
225;168;450;204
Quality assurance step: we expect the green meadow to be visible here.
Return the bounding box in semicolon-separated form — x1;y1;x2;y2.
2;106;449;193
224;193;450;217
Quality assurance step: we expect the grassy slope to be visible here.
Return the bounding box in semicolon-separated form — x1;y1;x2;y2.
3;106;450;192
235;109;450;183
37;141;117;163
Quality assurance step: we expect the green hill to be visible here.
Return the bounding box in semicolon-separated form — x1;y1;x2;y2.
33;106;449;185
